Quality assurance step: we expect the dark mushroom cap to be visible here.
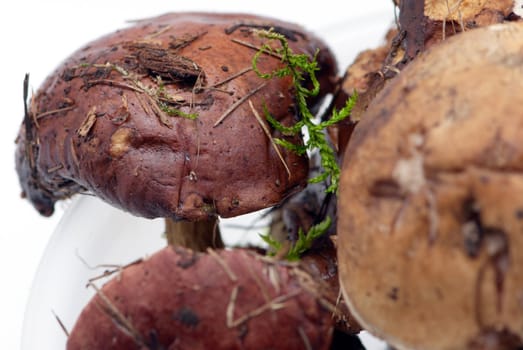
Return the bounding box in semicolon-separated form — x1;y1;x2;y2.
16;12;337;221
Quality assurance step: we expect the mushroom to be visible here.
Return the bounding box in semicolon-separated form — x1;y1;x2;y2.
66;246;343;349
338;22;523;350
268;154;362;334
15;12;337;251
329;0;520;179
328;27;397;159
392;0;517;66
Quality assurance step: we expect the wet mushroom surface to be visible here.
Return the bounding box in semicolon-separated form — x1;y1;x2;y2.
338;22;523;350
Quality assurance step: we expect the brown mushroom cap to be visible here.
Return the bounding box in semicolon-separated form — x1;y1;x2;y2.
66;246;337;349
16;12;337;221
338;22;523;350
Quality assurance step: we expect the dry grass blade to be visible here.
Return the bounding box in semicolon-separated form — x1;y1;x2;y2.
209;67;253;88
207;248;238;282
248;100;291;179
86;79;146;94
75;250;143;284
86;258;144;284
35;106;76;121
298;326;313;350
52;310;70;337
255;253;298;268
149;98;173;127
47;164;64;173
291;268;338;315
230;38;282;59
267;265;282;294
226;286;300;328
226;285;240;328
135;91;154;120
243;252;270;302
213;82;266;127
88;282;147;347
144;24;172;39
334;289;344;320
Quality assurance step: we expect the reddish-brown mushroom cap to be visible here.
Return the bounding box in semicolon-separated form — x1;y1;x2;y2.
66;246;338;349
16;12;337;221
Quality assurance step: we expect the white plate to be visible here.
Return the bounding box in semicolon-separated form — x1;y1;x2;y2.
21;11;394;350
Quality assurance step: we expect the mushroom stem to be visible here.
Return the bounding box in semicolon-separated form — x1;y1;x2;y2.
164;217;224;252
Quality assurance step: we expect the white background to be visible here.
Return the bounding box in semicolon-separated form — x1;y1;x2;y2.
0;1;394;348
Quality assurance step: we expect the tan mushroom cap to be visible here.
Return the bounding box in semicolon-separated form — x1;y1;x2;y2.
338;22;523;350
424;0;514;21
16;12;337;221
394;0;515;21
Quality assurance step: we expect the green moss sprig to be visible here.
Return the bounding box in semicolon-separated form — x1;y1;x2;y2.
156;77;198;120
252;29;357;193
260;216;332;261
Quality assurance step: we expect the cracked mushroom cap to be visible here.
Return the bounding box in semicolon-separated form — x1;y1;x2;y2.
16;12;337;221
338;23;523;350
